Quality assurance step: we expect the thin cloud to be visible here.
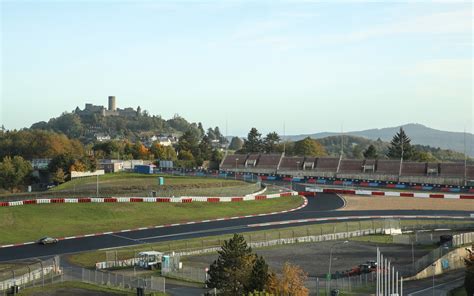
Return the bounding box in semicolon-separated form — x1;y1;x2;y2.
321;9;472;44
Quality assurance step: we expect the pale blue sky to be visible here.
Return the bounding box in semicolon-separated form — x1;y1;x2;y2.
1;0;472;136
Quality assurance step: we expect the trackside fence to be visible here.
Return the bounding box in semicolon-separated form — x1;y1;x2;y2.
0;265;166;295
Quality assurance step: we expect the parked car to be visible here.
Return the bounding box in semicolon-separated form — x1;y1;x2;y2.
37;237;58;245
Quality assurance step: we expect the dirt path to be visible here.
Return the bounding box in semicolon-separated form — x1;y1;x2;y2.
340;195;474;211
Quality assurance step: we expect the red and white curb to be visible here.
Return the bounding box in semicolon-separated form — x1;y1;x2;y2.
0;190;302;208
249;214;474;228
305;187;474;199
0;193;306;249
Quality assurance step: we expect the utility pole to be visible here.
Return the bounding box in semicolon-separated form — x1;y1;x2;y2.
399;130;404;182
336;124;344;174
464;128;467;186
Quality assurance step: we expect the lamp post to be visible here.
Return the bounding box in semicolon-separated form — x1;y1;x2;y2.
328;240;349;294
235;158;239;180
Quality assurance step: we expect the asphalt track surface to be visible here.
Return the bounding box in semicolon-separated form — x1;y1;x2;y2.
1;193;472;262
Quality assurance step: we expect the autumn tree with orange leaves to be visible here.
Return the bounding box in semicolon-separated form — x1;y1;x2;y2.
267;262;309;296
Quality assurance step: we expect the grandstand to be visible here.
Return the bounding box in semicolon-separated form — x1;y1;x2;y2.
439;163;465;178
401;162;426;176
279;157;305;171
257;154;282;170
467;165;474;180
220;154;247;170
315;158;339;172
339;159;363;174
376;160;400;175
219;153;471;186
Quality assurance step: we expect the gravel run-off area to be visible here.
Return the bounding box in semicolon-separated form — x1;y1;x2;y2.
340;195;474;211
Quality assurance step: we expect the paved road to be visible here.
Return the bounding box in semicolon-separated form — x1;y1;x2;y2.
405;269;465;296
0;193;472;262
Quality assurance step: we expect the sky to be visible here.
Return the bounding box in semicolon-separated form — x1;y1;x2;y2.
1;0;472;136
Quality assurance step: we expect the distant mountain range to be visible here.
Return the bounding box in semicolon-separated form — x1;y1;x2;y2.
285;124;474;157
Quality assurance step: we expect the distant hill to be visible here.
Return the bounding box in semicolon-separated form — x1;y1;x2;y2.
286;123;474;157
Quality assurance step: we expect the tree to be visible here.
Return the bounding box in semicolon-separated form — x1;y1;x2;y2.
263;132;281;153
0;156;32;191
267;262;309;296
242;128;263;153
248;255;270;292
351;144;363;159
206;234;270;296
293;137;326;156
177;130;199;155
387;128;414;160
198;135;213;162
198;122;205;139
363;144;378;159
229;137;244;151
52;168;66;184
413;150;437;162
464;248;474;295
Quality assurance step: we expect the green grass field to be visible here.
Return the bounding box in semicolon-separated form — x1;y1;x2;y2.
0;196;303;245
17;281;167;296
48;173;258;197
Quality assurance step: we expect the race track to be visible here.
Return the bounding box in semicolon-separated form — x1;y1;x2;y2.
0;193;472;262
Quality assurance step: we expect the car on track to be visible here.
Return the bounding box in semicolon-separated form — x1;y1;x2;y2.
37;237;58;245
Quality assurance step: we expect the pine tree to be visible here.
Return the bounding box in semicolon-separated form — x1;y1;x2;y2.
247;255;269;292
243;128;263;153
387;128;414;160
263;132;281;153
363;144;378;159
206;234;271;295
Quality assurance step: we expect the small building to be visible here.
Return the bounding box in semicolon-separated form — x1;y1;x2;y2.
134;164;156;174
98;160;124;173
159;160;174;168
30;158;51;170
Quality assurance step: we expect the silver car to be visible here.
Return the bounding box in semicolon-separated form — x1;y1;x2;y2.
37;237;58;245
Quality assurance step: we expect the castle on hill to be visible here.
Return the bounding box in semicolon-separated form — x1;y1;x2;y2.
75;96;141;117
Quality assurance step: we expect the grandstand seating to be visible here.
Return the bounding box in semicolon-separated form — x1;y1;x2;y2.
219;154;470;185
257;154;282;169
376;160;400;175
439;163;466;177
362;159;376;173
401;162;426;176
467;165;474;180
246;154;260;167
279;157;305;171
220;154;247;169
426;163;439;176
338;159;363;173
303;157;316;170
315;157;339;172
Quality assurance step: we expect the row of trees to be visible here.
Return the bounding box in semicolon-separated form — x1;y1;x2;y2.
230;127;470;163
232;128;328;157
206;234;308;295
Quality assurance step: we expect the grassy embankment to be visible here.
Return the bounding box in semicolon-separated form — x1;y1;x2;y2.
1;173;261;199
